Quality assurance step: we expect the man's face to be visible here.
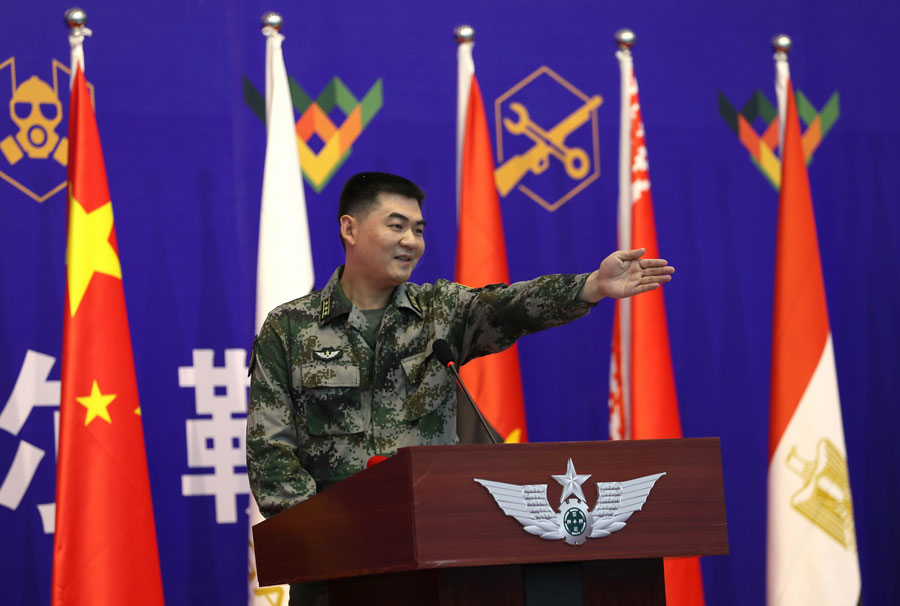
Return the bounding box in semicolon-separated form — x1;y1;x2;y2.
348;193;425;288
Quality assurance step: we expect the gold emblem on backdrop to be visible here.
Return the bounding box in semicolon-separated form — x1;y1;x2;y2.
494;66;602;212
0;57;93;203
786;437;856;549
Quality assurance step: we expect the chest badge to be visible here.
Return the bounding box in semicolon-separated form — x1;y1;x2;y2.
313;347;343;361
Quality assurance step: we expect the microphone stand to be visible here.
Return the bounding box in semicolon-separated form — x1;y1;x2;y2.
444;360;499;445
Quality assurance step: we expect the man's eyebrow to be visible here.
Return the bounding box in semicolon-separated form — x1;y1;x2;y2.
387;212;426;227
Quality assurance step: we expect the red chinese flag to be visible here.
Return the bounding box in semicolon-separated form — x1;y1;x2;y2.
455;76;527;442
52;65;164;605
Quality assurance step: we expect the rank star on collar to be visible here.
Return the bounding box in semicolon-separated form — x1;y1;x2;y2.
552;458;591;503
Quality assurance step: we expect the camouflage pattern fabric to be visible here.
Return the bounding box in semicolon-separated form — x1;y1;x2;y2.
247;266;593;518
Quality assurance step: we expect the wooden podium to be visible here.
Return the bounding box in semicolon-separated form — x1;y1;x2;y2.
253;439;728;605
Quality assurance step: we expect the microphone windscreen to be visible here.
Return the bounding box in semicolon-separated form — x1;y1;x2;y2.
432;339;455;366
366;455;388;468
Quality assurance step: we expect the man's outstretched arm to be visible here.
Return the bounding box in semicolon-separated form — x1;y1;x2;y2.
578;248;675;303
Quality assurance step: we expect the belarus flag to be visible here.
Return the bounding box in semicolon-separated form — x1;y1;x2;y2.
609;40;705;605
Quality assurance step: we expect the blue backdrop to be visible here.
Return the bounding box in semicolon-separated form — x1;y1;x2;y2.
1;1;898;604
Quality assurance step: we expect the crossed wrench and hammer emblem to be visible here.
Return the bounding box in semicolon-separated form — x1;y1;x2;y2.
494;95;603;197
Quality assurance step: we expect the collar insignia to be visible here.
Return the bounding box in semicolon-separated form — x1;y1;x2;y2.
408;292;422;315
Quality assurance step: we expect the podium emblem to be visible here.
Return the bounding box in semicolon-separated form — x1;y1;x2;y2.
475;459;664;545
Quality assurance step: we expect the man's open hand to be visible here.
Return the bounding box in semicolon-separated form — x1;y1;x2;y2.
578;248;675;303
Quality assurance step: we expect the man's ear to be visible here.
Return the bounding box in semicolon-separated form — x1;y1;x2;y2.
339;214;356;246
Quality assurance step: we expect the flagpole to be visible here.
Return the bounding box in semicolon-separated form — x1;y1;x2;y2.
772;34;791;156
454;24;475;217
64;7;91;88
612;28;635;440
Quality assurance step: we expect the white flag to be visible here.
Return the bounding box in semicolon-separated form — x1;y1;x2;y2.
248;24;315;606
255;25;314;333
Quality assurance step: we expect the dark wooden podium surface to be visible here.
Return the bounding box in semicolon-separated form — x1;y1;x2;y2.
253;438;728;591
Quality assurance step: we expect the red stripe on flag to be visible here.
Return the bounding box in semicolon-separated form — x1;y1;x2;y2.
769;81;830;459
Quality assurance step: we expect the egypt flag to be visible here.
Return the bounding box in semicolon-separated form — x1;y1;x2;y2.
609;43;705;605
454;31;527;443
766;66;861;605
52;62;164;605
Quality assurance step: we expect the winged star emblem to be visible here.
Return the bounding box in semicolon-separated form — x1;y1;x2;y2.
474;459;665;545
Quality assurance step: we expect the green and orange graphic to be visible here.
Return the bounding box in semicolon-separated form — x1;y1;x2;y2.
718;89;839;189
244;76;382;192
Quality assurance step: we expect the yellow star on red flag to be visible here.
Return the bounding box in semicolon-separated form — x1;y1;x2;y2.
76;380;117;426
66;195;122;317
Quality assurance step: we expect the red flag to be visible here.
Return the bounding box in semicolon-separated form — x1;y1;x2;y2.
455;75;527;442
52;65;164;605
610;53;704;604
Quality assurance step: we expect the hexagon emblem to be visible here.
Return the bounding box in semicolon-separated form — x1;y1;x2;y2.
493;66;602;212
0;57;93;204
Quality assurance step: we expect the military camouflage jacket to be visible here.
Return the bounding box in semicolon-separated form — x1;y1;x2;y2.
247;267;593;518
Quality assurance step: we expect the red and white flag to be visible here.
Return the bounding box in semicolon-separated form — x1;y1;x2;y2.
455;31;527;443
609;42;705;605
52;33;164;606
766;50;860;606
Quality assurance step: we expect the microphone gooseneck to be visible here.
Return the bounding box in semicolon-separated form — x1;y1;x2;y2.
432;339;498;444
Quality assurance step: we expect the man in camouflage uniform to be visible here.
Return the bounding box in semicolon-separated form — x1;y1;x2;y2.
247;172;673;602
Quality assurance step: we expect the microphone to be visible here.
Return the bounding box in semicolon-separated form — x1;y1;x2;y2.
432;339;498;444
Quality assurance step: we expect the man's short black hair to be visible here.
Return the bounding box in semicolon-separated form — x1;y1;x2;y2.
337;172;426;223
